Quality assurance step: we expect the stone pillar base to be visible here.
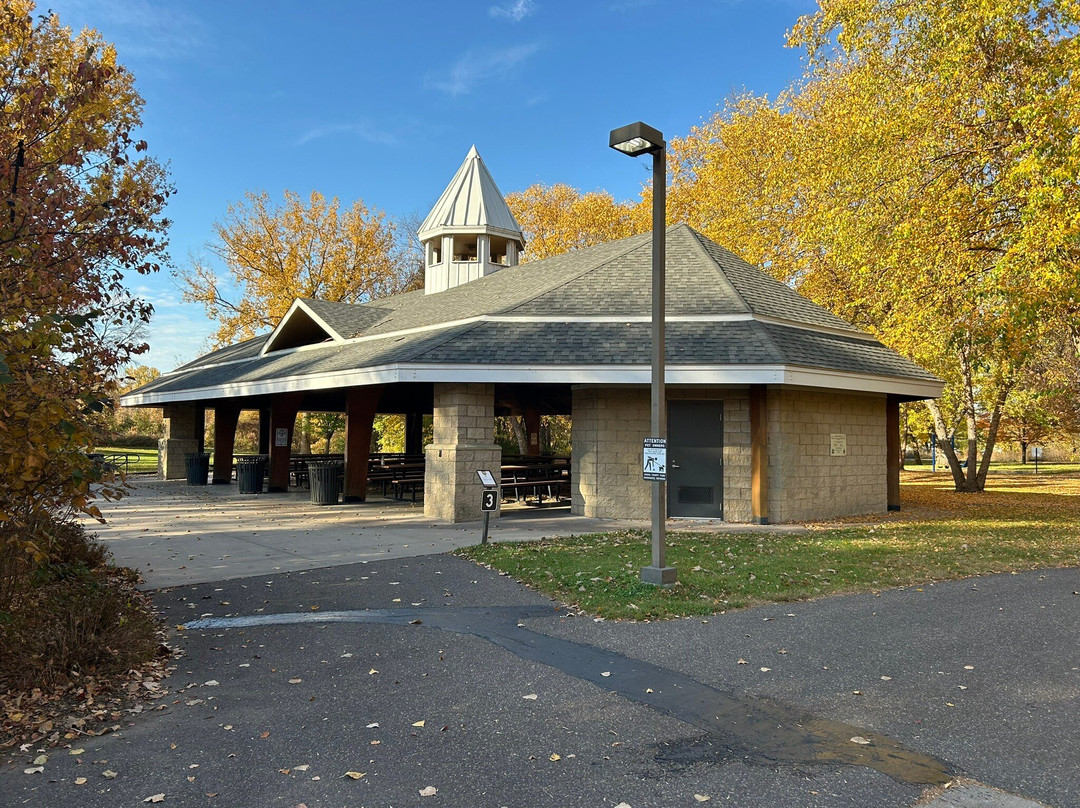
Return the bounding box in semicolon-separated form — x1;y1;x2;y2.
424;443;501;522
159;438;199;480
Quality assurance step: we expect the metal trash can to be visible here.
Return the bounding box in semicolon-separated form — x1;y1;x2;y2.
185;453;210;486
307;460;343;506
236;457;263;494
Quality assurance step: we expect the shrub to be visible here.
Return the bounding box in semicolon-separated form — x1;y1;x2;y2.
0;515;160;691
0;577;159;690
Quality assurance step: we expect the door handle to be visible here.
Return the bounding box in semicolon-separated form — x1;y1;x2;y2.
670;463;681;469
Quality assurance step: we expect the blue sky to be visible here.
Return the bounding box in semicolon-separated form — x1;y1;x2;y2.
48;0;816;369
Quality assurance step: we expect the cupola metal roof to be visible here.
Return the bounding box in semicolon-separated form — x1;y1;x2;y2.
418;146;524;245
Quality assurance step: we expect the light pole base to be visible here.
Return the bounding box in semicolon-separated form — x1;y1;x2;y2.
641;565;677;586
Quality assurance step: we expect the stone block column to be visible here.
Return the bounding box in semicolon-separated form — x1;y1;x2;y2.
159;403;204;480
571;387;650;519
424;383;501;522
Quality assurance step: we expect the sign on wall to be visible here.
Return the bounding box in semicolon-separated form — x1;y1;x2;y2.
643;437;667;481
829;433;847;457
274;427;289;447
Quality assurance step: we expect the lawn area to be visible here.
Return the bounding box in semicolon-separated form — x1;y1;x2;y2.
457;469;1080;620
95;446;158;474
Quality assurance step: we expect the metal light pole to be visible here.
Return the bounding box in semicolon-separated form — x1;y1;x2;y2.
609;121;676;586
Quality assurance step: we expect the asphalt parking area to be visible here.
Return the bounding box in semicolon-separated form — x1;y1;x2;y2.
3;556;1075;807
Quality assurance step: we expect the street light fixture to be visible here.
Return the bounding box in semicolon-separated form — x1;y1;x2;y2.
609;121;676;587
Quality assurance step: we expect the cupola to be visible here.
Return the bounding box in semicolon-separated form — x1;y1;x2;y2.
418;146;525;294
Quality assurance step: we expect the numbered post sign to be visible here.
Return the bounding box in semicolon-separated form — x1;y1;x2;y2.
481;488;499;512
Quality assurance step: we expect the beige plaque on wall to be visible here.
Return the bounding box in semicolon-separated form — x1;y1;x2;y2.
830;433;847;457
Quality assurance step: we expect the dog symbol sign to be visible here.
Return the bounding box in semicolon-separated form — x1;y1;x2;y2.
643;437;666;482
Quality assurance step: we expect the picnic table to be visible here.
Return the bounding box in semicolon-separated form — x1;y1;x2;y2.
501;460;571;506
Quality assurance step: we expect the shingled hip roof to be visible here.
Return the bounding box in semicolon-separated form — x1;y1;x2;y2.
123;225;942;406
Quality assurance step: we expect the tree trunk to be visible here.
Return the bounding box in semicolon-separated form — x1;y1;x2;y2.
1020;441;1028;463
510;416;528;455
975;387;1009;492
299;414;312;454
324;429;335;453
926;399;967;489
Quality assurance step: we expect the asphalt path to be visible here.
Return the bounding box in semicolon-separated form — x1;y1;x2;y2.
3;558;1076;807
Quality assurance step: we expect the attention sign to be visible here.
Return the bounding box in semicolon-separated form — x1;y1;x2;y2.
643;437;667;481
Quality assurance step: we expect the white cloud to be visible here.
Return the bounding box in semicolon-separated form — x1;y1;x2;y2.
428;42;542;97
489;0;537;22
296;122;399;147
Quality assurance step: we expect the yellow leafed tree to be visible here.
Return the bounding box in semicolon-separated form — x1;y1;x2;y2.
179;190;416;347
665;0;1080;492
506;183;645;262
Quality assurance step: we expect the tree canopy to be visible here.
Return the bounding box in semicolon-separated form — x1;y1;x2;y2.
179;190;418;347
664;0;1080;491
506;183;644;262
0;0;171;542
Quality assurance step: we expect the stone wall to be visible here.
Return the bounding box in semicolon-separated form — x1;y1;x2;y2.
571;387;652;519
159;403;203;480
571;387;754;521
767;388;887;522
425;382;502;522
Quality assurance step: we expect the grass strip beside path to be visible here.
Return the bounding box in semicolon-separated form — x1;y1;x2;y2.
457;471;1080;620
96;446;158;474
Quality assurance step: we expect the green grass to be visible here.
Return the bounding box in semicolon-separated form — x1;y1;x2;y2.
95;446;158;474
457;471;1080;620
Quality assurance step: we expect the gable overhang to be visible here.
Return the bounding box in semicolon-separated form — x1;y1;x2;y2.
120;361;942;407
260;299;345;355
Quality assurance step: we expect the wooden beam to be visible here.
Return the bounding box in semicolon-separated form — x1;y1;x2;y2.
522;406;541;456
212;404;241;484
344;386;383;503
267;393;303;492
257;406;271;454
886;394;901;511
404;411;424;456
750;385;769;525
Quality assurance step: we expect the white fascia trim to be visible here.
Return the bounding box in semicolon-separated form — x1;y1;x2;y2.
120;362;942;406
258;299;345;357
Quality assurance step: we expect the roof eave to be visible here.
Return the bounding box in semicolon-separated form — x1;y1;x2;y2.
118;362;943;407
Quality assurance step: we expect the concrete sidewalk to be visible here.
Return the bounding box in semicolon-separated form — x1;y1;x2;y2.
89;478;805;588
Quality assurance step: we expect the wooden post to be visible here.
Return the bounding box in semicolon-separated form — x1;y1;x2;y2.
212;404;241;484
258;407;271;454
750;385;769;525
344;386;383;503
405;411;424;456
886;394;901;511
267;393;303;492
522;407;541;456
